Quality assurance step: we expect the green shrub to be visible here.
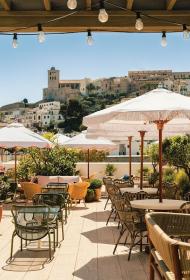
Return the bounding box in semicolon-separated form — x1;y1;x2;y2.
163;167;175;183
77;149;107;162
89;179;102;189
175;170;190;195
148;171;159;186
105;164;116;176
17;147;78;181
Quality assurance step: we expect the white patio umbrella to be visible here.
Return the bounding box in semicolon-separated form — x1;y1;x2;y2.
83;88;190;202
64;131;117;178
86;118;190;189
0;123;52;182
52;133;70;145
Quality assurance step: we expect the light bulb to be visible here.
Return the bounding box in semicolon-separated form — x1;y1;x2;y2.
37;24;45;43
161;32;167;47
87;30;94;46
98;1;108;23
12;33;18;48
98;8;108;23
183;24;190;39
67;0;77;10
135;13;143;31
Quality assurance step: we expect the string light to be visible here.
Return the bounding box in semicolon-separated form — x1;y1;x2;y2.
135;12;144;31
37;24;45;43
98;0;109;23
183;24;190;39
161;31;167;47
87;30;94;46
67;0;77;10
12;33;18;48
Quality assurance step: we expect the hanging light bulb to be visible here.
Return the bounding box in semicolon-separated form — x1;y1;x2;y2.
38;24;45;43
135;12;144;31
87;30;94;46
161;31;167;47
183;24;190;39
98;0;108;23
67;0;77;10
12;33;18;48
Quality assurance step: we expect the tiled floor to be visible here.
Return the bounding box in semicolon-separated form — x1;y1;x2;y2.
0;200;150;280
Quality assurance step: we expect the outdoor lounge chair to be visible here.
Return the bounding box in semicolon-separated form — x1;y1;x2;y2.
10;205;57;261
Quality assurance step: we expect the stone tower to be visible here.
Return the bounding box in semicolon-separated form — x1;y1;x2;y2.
48;67;60;88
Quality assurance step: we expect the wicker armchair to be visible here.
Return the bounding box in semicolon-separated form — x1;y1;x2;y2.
135;191;149;200
180;201;190;214
103;177;113;210
11;205;57;261
68;182;90;207
114;197;147;260
184;191;190;201
162;182;178;199
106;185;122;225
146;212;190;280
20;182;42;200
33;193;65;242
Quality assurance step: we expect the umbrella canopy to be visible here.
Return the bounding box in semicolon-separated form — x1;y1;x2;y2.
83;88;190;202
64;131;116;178
0;123;52;148
52;133;70;145
83;88;190;125
64;131;116;150
86;118;190;140
0;122;52;182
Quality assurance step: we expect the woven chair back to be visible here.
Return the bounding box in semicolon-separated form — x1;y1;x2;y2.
68;181;89;200
20;182;42;200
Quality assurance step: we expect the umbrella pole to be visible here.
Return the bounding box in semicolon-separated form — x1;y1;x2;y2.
14;148;17;183
156;121;165;203
139;131;146;190
128;136;132;177
87;149;90;179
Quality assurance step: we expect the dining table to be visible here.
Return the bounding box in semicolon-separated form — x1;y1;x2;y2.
130;199;186;211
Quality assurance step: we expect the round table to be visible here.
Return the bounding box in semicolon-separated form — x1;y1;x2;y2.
120;187;158;195
130;199;186;211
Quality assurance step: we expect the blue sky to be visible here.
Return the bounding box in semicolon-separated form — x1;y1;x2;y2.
0;32;189;106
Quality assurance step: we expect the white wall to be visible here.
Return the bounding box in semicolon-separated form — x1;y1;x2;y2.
76;162;153;178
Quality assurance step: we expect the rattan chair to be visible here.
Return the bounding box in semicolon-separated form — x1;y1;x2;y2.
135;191;149;200
11;205;57;261
20;182;42;200
103;177;113;210
33;193;65;242
180;201;190;214
184;191;190;201
106;185;122;225
68;181;90;207
163;182;177;199
146;212;190;280
114;178;134;189
114;197;147;260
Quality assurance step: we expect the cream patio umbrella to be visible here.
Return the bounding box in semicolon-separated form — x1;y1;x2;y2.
83;88;190;202
86;118;190;190
0;123;52;182
52;133;70;145
64;131;117;178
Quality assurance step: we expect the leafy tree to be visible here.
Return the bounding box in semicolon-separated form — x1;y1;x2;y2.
163;135;190;181
146;143;159;172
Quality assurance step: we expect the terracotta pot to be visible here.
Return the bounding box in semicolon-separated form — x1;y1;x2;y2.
95;188;102;201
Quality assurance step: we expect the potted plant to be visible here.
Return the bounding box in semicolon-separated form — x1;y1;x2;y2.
85;188;96;202
89;179;103;201
105;163;116;177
